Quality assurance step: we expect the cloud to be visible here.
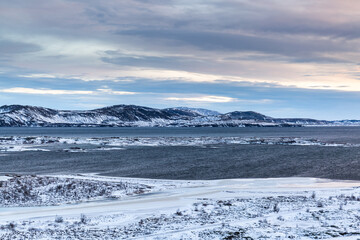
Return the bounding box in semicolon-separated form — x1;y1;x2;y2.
97;88;137;95
0;40;42;55
101;51;202;70
118;29;350;59
0;87;94;95
13;66;360;93
0;87;137;95
18;74;59;79
18;72;121;82
165;95;237;103
165;95;274;104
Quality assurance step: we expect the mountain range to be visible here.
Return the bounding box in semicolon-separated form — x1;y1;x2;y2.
0;104;358;127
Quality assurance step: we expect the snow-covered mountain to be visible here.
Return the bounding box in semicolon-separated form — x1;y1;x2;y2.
220;111;272;121
165;107;220;116
0;104;347;127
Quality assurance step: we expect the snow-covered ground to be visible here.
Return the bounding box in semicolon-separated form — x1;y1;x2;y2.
0;175;153;207
0;136;356;153
0;175;360;239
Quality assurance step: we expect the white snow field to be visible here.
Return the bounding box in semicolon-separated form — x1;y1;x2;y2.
0;175;360;239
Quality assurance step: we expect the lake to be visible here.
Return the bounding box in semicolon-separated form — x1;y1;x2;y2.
1;127;360;180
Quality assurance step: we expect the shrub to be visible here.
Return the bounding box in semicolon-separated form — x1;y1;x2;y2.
55;216;64;223
80;214;88;224
311;192;316;199
7;222;16;230
273;203;280;213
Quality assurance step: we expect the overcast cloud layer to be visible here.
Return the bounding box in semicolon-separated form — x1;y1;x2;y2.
0;0;360;119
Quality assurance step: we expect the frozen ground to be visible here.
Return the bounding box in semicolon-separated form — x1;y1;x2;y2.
0;136;357;153
0;175;360;239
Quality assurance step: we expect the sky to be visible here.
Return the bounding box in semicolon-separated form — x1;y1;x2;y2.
1;0;360;120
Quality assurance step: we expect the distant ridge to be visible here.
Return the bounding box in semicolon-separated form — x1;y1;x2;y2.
0;104;355;127
165;107;220;116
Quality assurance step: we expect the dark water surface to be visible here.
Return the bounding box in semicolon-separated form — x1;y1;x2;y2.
1;127;360;180
1;126;360;143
